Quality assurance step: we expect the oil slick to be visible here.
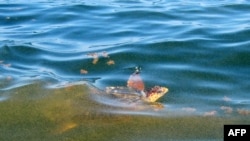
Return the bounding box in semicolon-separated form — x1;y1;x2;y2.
86;51;115;65
81;51;115;74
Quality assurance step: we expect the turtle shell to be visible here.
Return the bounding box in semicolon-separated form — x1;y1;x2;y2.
105;86;142;102
105;86;168;103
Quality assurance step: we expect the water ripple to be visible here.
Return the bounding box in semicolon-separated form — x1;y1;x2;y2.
0;1;250;116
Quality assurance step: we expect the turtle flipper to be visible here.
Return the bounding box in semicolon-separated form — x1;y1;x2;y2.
127;73;145;91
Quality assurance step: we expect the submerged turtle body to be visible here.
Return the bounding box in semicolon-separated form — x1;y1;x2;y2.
105;86;168;103
104;68;169;103
88;67;169;104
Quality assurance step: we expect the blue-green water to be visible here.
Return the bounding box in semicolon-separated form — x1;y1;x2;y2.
1;0;250;140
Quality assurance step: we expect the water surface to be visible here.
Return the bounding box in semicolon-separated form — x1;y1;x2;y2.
1;0;250;140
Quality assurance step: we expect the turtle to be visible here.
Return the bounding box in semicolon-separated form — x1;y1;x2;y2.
105;85;168;103
90;67;168;104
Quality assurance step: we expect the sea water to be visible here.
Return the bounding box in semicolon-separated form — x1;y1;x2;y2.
0;0;250;140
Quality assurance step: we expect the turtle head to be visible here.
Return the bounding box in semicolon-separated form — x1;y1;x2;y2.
145;86;168;102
